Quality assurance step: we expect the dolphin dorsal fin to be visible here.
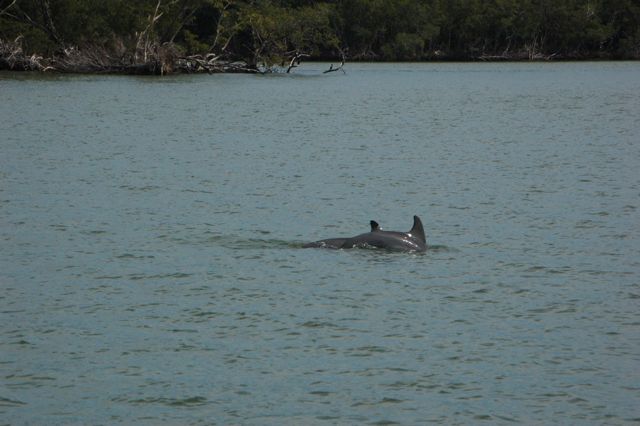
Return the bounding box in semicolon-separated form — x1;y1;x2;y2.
409;215;426;243
370;220;381;232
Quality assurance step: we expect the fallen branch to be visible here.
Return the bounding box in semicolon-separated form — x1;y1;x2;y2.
177;54;259;74
323;49;346;74
286;51;309;73
0;36;46;70
323;58;345;74
1;38;267;75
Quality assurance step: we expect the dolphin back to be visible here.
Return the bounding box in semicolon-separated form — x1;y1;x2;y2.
303;215;427;252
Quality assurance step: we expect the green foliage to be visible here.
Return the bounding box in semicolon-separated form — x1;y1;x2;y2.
182;29;209;54
236;1;339;66
381;32;424;60
1;0;638;63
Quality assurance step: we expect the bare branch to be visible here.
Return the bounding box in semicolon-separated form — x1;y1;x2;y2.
38;0;63;46
210;0;232;53
0;0;17;16
169;2;198;43
323;50;346;74
136;0;164;63
286;51;309;73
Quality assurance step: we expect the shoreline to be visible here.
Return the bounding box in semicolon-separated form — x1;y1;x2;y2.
2;56;637;76
1;42;637;76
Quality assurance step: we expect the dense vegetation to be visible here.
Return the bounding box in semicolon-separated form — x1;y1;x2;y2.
1;0;638;73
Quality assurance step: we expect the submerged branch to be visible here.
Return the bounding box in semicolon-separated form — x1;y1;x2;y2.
323;50;346;74
323;59;345;74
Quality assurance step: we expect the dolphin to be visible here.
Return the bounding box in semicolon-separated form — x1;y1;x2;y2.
303;215;427;252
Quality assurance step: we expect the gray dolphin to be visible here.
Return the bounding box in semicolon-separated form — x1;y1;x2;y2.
303;215;427;252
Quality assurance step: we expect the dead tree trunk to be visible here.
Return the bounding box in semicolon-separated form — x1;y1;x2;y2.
38;0;63;47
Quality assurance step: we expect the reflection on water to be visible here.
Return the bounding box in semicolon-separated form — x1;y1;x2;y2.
1;62;639;425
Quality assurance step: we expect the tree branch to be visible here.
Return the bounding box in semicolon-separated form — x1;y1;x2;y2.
286;51;309;73
0;0;17;17
38;0;63;46
323;50;346;74
136;0;164;63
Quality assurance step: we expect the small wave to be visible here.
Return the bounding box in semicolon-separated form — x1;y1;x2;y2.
301;321;339;328
181;188;214;194
427;244;457;253
127;272;192;281
116;253;154;259
208;234;301;250
128;396;207;407
352;397;405;407
0;397;27;407
308;390;334;396
80;229;108;235
119;185;161;192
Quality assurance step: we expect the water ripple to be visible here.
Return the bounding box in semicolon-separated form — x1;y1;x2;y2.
1;63;638;425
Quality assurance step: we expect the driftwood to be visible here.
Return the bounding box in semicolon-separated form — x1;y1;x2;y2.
177;54;259;74
0;0;256;75
0;37;45;71
0;0;343;76
323;59;345;74
324;50;346;74
0;36;261;74
48;43;173;74
323;49;347;74
1;26;342;75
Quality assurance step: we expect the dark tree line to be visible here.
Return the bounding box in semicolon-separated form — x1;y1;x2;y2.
1;0;638;73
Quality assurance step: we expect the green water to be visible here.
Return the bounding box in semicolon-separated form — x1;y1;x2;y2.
1;62;639;424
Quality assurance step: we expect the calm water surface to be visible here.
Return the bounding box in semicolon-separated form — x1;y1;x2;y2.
1;62;639;424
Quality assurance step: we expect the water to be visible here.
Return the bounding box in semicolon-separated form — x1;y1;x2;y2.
1;62;639;424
